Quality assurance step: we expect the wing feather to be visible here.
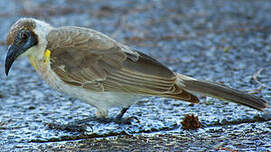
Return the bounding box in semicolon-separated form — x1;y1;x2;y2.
47;27;199;103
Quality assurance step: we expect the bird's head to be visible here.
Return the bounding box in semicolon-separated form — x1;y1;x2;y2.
5;18;53;76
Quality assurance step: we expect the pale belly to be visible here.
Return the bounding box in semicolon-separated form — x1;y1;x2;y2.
27;56;141;117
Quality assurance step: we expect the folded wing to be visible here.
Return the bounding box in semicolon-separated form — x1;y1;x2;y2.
47;27;199;103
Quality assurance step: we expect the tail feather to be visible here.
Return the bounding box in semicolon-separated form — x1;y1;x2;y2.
163;84;200;103
177;74;269;111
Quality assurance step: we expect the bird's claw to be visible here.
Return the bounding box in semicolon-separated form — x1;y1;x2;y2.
113;116;140;124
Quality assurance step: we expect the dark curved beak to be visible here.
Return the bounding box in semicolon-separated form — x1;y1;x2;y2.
5;44;27;76
5;30;38;76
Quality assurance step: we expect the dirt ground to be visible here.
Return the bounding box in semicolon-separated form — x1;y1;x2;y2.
0;0;271;151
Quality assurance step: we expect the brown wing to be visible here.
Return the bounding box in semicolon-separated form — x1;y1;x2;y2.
47;27;199;103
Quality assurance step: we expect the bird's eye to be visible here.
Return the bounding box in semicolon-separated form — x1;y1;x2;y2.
20;31;29;40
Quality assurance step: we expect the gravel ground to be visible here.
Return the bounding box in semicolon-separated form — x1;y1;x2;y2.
0;0;271;151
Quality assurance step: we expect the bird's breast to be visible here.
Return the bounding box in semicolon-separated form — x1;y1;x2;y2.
27;49;62;91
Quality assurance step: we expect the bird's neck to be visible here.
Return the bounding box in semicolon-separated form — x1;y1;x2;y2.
27;49;51;78
27;49;66;92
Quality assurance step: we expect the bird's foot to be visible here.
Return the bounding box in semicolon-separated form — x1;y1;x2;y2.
87;116;139;124
112;116;140;125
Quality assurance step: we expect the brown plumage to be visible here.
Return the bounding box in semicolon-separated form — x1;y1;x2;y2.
47;27;199;103
4;18;269;119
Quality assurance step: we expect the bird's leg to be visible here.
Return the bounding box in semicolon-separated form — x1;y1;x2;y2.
116;106;130;120
47;107;139;132
113;106;140;124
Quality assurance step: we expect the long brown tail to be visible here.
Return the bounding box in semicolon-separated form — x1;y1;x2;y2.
177;74;269;111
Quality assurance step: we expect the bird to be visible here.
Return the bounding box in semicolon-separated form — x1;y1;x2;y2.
5;18;269;123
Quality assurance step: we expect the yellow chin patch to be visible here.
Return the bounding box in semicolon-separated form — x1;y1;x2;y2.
28;49;51;71
43;49;51;66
